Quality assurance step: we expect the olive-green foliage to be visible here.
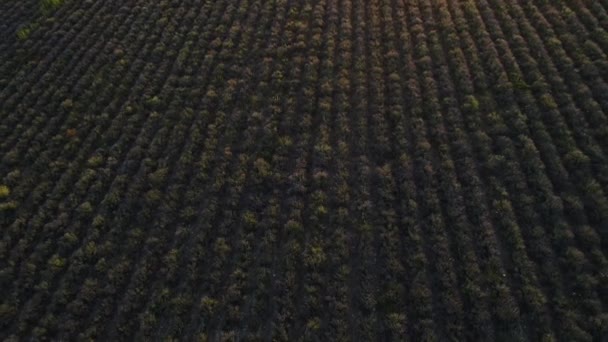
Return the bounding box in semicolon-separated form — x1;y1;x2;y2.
41;0;65;12
16;27;31;40
0;185;9;199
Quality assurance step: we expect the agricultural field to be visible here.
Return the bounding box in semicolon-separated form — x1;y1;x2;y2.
1;0;608;340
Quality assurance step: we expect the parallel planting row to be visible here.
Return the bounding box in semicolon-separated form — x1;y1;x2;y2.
0;0;607;340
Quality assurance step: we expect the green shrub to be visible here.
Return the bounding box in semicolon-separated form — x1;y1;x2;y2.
0;185;9;199
0;201;16;211
16;27;31;40
41;0;65;12
77;201;93;215
87;155;104;168
145;96;162;108
200;296;218;315
48;254;66;270
242;211;257;227
564;149;590;169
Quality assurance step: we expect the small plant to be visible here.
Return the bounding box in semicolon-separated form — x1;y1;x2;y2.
61;99;73;110
87;155;104;168
144;96;162;109
0;201;17;211
253;158;271;179
464;95;480;111
285;220;303;234
540;94;558;110
41;0;65;12
0;185;9;199
200;296;218;315
78;201;93;214
16;27;31;40
48;254;66;270
242;211;257;227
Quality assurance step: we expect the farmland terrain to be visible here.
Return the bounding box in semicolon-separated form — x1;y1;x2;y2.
1;0;608;340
